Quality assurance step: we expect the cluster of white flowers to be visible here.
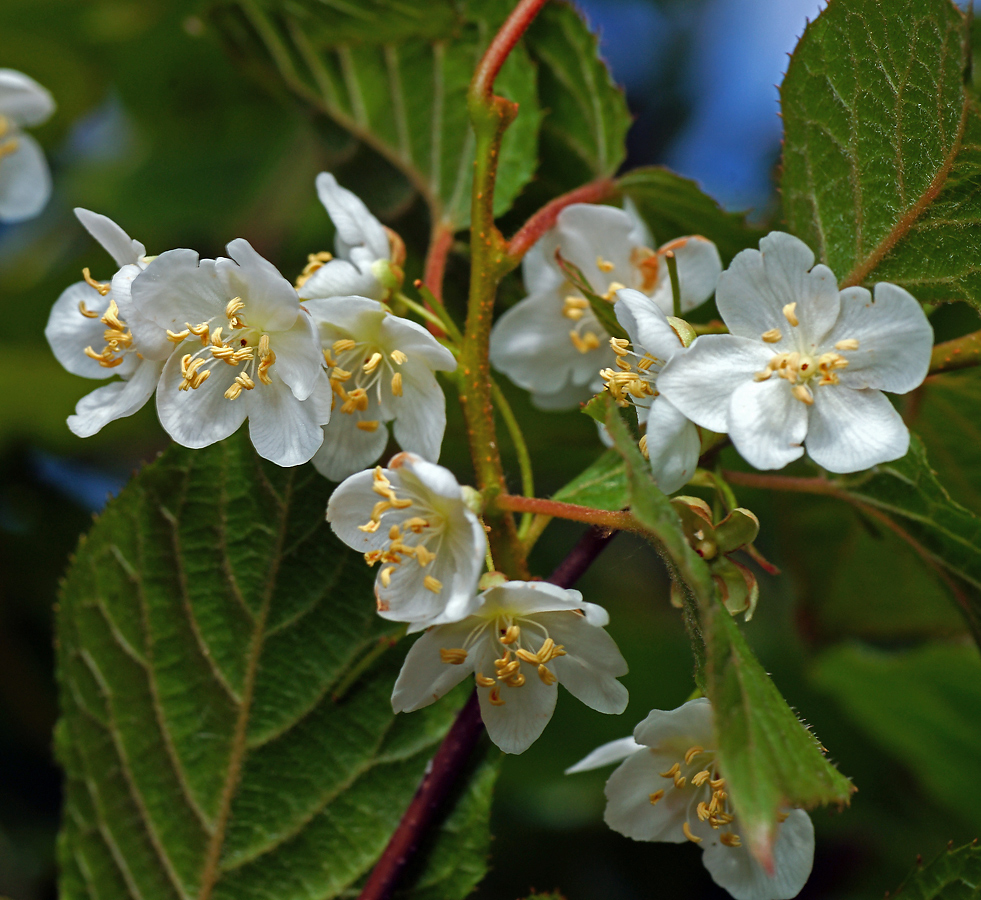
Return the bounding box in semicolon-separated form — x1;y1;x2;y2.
44;175;457;473
0;69;55;222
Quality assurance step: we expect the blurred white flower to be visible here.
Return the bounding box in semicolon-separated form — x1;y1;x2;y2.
296;172;404;301
326;453;486;631
568;698;814;900
132;239;331;466
0;69;55;222
601;288;700;493
45;209;166;437
392;579;628;754
657;232;933;472
302;296;457;481
490;201;721;408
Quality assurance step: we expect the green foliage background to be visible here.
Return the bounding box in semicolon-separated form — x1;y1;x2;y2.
1;0;980;898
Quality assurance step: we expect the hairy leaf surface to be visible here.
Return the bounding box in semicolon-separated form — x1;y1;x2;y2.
892;841;981;899
782;0;981;305
56;432;495;900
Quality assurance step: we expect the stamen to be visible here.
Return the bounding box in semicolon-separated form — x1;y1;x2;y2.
500;625;520;644
78;300;100;318
569;330;601;354
363;352;383;374
167;328;190;343
761;328;782;343
782;302;799;326
601;281;626;302
0;137;18;160
791;384;814;405
187;321;210;345
357;420;380;431
697;802;711;821
391;373;403;396
835;338;859;351
537;664;557;685
294;251;333;289
674;773;687;789
488;686;505;706
639;434;649;459
390;350;407;365
439;648;468;665
691;770;711;786
82;268;112;296
380;566;396;587
475;673;496;688
610;337;630;356
682;822;702;844
562;295;589;321
720;833;742;848
709;777;725;790
649;790;665;806
596;256;615;272
332;367;353;382
424;575;442;593
333;339;356;353
323;350;337;367
684;746;704;765
659;763;681;779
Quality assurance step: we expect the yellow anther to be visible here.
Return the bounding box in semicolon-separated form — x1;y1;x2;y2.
754;368;773;382
562;295;589;321
83;346;124;368
235;372;255;390
835;338;860;351
761;328;783;343
636;355;656;371
341;387;369;414
503;671;526;687
674;773;687;789
402;517;429;533
684;746;704;765
257;348;276;385
187;321;210;344
682;822;702;844
500;625;520;644
439;648;468;665
224;382;243;400
791;384;814;405
720;833;742;848
379;565;396;588
777;811;789;823
537;664;557;685
515;648;539;665
363;352;383;374
388;524;401;540
639;434;649;459
610;337;630;355
569;330;601;354
357;420;380;431
488;686;505;706
390;349;407;365
167;328;190;343
691;770;712;786
323;350;337;367
391;372;403;396
782;302;799;326
82;268;112;296
601;281;626;302
649;790;665;806
225;297;246;327
294;251;334;288
414;545;436;566
660;763;681;779
78;300;101;318
423;575;442;593
210;326;224;346
697;802;711;821
709;777;726;791
596;255;615;272
333;339;356;354
332;367;353;382
475;673;496;688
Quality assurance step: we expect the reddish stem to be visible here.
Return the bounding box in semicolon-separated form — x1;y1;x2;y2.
507;178;616;262
720;471;842;497
471;0;549;99
421;222;455;337
495;493;636;531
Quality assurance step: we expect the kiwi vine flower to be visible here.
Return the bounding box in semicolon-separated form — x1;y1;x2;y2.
131;239;331;466
296;172;405;301
45;209;166;438
302;296;457;481
0;69;55;222
567;698;814;900
489;201;721;409
326;453;486;631
392;579;628;754
657;232;933;473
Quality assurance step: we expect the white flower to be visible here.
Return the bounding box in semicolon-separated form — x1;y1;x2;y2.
392;579;628;754
0;69;55;222
45;209;168;437
296;172;403;301
600;288;701;493
489;201;722;408
567;698;814;900
657;232;933;473
326;453;486;631
302;296;457;481
131;239;331;466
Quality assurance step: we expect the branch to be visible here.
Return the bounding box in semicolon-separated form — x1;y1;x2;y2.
421;222;456;337
495;493;637;531
471;0;549;99
929;329;981;374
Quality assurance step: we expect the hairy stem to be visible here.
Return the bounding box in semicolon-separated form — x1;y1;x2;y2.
471;0;549;98
495;493;637;532
929;329;981;374
423;222;455;302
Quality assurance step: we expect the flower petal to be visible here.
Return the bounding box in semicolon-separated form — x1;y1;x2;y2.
700;809;814;900
545;611;629;714
644;397;701;494
728;377;808;470
245;372;329;466
133;250;225;332
477;650;558;755
649;235;722;314
111;264;173;361
827;283;933;394
614;289;685;361
633;698;715;750
67;359;163;438
298;258;382;301
267;309;323;401
480;581;588;618
657;335;772;433
0;70;54;126
391;620;479;713
219;239;300;334
326;467;399;552
0;130;50;222
303;294;385;338
74;208;145;268
316;172;390;264
45;281;118;379
603;747;690;842
313;411;390;482
718;233;839;348
530;381;594;410
521;240;564;295
805;386;908;473
380;315;457;372
391;358;447;462
565;736;644;774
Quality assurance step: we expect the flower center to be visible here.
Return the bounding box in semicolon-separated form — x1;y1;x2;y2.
82;275;134;368
600;336;664;408
166;298;275;398
439;615;568;707
325;339;408;432
359;467;444;598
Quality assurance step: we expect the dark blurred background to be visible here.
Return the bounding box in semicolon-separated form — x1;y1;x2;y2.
2;0;980;898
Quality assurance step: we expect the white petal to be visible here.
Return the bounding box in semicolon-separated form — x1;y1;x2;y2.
614;289;685;361
632;697;715;749
67;359;163;438
326;467;396;552
313;412;390;482
132;250;224;332
477;648;558;755
657;335;772;433
245;373;327;466
701;809;814;900
603;748;690;842
316;172;391;263
0;70;54;126
0;131;50;222
521;240;564;295
718;233;839;348
827;283;933;394
45;282;116;379
728;377;808;471
544;611;629;714
480;581;588;618
547;204;642;294
648;236;722;314
297;258;383;301
530;380;594;410
155;348;247;448
622;196;655;248
268;309;323;401
74;208;144;268
644;398;701;494
303;294;385;337
565;736;644;774
220;239;300;333
380;315;457;372
111;264;172;361
391;620;479;712
391;359;447;461
805;386;908;473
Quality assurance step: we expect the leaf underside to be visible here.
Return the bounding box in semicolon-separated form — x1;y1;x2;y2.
56;431;494;900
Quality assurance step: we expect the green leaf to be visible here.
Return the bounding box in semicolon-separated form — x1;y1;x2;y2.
781;0;981;305
811;642;981;828
212;0;541;230
551;449;628;511
55;432;495;899
554;251;628;341
524;1;630;195
617;167;765;265
893;841;981;899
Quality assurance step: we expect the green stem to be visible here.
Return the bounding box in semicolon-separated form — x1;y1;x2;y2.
490;378;535;538
929;329;981;374
413;282;464;343
396;292;460;341
666;249;682;318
